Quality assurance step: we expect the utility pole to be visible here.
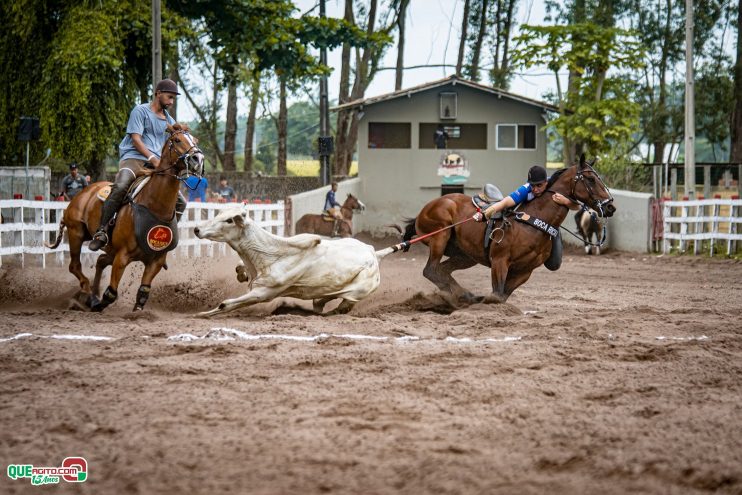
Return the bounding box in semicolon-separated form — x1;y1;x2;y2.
684;0;696;198
318;0;332;186
152;0;162;93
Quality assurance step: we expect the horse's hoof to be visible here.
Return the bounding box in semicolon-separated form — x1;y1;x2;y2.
133;305;144;312
86;294;100;308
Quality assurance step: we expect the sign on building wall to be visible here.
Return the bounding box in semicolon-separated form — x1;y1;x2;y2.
437;151;470;185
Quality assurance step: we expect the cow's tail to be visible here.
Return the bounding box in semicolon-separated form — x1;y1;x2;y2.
375;217;418;261
45;219;66;249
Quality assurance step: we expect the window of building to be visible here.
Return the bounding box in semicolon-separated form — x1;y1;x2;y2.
440;92;457;119
368;122;411;149
496;124;536;150
419;123;487;149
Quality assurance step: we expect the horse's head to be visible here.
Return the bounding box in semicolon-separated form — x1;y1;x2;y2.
161;123;205;178
568;155;615;217
344;193;366;212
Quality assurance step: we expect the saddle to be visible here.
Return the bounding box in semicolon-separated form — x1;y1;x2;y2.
96;176;150;203
472;184;506;255
322;214;336;222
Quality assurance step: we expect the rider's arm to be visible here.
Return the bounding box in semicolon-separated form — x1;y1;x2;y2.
131;133;158;166
552;192;580;210
483;196;516;219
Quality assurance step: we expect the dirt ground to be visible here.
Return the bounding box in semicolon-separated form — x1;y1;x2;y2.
0;236;741;494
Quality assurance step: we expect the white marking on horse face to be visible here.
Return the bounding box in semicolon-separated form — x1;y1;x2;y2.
357;200;366;211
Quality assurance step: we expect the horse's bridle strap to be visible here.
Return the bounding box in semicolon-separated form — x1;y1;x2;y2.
514;212;559;238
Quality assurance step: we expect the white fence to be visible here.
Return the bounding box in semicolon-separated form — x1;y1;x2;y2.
0;199;284;268
662;198;742;255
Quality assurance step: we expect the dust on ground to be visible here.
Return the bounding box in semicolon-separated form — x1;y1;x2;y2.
1;237;741;494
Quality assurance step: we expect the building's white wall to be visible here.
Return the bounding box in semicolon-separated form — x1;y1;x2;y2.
356;84;549;234
288;178;362;235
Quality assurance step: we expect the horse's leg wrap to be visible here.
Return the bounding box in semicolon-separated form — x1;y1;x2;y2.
175;192;186;222
91;286;118;312
134;285;151;311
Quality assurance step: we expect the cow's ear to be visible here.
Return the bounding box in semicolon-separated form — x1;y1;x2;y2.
233;214;244;228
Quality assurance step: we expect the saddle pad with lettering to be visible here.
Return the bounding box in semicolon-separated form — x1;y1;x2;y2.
131;202;179;258
96;184;113;202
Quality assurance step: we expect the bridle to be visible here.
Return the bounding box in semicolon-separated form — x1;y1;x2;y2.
153;129;204;186
568;162;614;218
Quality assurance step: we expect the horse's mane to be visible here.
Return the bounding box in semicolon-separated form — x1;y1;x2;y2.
546;167;568;189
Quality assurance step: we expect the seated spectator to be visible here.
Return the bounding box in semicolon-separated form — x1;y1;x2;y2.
217;176;236;202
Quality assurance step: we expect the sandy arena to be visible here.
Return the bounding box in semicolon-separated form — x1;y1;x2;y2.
1;236;741;494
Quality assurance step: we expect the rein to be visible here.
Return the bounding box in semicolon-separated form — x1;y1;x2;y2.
151;130;204;185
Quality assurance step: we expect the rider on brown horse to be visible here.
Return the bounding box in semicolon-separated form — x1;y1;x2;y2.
324;181;344;237
89;78;187;251
476;165;578;221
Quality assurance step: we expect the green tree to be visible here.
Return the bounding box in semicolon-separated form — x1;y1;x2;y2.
513;23;644;165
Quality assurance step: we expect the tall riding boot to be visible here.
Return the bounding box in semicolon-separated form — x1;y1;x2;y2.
331;219;339;237
88;183;128;251
175;192;187;222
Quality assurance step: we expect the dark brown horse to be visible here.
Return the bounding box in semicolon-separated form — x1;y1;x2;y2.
295;193;365;237
403;157;615;303
47;123;204;311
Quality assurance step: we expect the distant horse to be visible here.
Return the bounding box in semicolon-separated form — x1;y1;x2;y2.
574;207;606;255
46;123;204;311
403;156;615;303
295;193;365;237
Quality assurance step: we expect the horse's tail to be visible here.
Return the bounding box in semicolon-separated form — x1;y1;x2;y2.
45;219;66;249
402;217;417;242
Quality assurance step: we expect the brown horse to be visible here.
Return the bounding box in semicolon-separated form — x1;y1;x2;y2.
403;156;615;304
295;193;365;237
47;123;204;311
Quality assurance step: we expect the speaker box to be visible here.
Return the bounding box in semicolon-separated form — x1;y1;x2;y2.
318;136;334;156
18;116;40;141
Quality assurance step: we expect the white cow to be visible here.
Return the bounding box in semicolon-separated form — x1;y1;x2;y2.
194;208;398;317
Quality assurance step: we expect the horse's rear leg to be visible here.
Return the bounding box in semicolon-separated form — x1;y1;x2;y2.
67;227;91;297
91;253;113;299
133;256;167;311
91;251;130;312
422;233;453;293
439;256;479;302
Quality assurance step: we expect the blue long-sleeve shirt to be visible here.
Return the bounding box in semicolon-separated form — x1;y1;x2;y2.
324;190;340;211
509;183;535;206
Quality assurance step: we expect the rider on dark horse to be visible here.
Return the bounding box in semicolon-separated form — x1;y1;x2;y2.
475;165;578;221
89;78;187;251
323;181;343;237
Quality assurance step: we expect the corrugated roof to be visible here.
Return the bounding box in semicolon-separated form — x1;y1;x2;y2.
331;75;560;113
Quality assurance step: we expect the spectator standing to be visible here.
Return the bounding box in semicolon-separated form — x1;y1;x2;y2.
61;163;88;200
217;176;236;202
185;174;208;202
433;124;449;149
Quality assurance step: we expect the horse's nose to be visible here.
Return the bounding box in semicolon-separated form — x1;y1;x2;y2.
605;203;616;217
194;227;200;237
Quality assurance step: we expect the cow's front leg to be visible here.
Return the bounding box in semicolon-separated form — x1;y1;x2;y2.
313;296;335;314
325;299;357;316
196;286;279;318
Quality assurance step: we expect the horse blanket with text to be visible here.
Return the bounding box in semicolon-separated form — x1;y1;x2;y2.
514;212;562;271
131;202;179;258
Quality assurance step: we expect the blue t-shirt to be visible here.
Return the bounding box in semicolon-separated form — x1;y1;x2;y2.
509;183;535;205
119;104;176;161
185;176;208;202
324;190;340;211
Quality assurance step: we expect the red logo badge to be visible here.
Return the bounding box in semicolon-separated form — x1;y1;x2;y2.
146;226;173;251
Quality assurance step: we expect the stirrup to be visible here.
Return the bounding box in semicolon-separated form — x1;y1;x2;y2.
88;231;109;251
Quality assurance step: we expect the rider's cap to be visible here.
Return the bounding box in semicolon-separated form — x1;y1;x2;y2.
69;162;78;170
155;78;180;95
527;165;547;185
